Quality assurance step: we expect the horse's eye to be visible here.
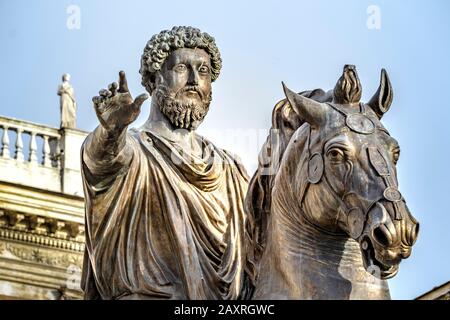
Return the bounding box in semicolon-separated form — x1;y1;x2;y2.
393;149;400;164
327;148;345;162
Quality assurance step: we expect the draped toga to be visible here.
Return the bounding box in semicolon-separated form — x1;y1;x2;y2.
80;128;249;300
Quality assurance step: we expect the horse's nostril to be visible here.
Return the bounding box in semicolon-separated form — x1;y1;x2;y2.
373;226;391;247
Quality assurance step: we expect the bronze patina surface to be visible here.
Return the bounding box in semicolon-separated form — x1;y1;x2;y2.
81;26;249;300
245;65;419;299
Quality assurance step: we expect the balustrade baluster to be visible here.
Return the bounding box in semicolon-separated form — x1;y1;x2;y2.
42;135;51;167
1;126;10;158
15;128;24;162
29;132;37;163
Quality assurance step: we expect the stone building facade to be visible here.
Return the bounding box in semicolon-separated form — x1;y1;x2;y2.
416;281;450;300
0;115;87;299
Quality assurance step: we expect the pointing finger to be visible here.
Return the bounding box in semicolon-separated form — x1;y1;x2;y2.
118;70;129;93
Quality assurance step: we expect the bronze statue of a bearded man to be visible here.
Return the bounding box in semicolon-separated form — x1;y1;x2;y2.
81;26;249;300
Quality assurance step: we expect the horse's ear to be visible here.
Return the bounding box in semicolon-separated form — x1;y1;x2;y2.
282;82;327;128
367;69;393;119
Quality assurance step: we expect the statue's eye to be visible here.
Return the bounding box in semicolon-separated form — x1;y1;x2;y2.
199;65;210;74
327;148;345;162
174;64;187;72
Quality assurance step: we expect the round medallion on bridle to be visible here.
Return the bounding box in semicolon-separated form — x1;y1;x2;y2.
383;186;403;202
347;207;365;239
308;153;324;184
346;113;375;134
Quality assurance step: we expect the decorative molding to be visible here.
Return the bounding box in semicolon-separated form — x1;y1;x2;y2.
0;228;84;252
0;241;83;268
0;210;84;250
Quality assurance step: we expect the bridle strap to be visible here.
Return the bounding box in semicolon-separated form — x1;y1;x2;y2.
299;101;404;230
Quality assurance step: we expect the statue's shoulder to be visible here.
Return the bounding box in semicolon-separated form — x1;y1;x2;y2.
218;147;250;181
221;148;243;165
198;134;244;165
128;128;150;148
128;128;164;160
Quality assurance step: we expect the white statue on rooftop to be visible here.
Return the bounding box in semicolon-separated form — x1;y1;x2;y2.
58;73;77;128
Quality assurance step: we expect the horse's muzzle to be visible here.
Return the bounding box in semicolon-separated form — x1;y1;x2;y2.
359;201;419;279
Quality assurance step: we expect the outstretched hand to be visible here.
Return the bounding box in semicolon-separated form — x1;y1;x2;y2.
92;71;148;133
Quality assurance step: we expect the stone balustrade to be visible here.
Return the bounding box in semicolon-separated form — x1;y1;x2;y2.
0;116;88;197
0;116;61;167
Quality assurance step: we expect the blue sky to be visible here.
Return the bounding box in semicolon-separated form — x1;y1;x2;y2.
0;0;449;299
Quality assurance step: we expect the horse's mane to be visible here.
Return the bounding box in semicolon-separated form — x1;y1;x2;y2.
243;88;332;290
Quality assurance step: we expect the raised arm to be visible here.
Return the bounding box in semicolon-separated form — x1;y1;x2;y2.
83;71;148;178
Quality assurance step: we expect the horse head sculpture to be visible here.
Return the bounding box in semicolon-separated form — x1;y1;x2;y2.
245;65;419;299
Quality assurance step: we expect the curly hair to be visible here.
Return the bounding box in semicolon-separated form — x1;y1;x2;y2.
139;26;222;95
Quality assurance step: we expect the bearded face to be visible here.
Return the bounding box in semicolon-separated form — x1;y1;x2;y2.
154;83;212;131
152;48;213;131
